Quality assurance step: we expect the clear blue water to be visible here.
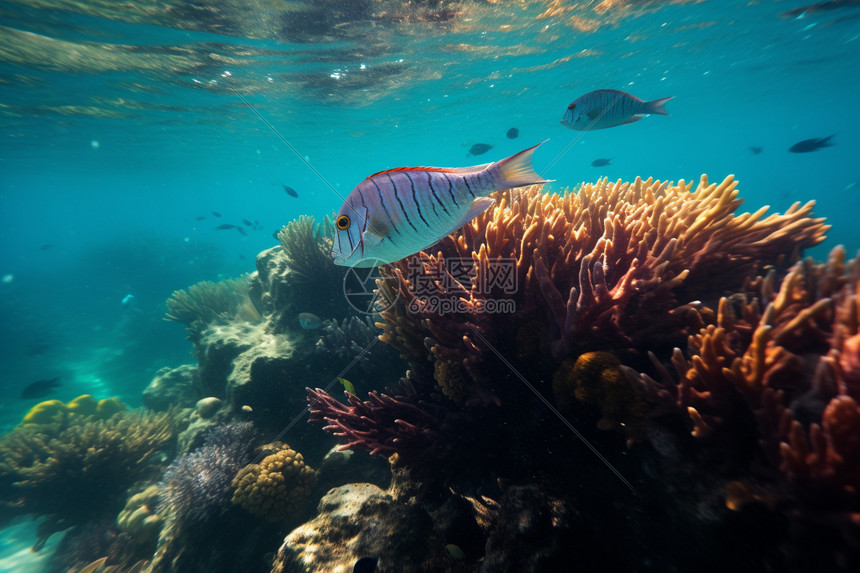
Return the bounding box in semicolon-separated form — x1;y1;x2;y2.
1;0;859;567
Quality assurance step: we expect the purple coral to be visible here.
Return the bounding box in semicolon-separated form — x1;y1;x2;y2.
158;421;257;524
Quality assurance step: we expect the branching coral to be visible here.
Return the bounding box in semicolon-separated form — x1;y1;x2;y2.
0;409;175;546
164;275;255;339
231;442;317;522
634;246;860;497
377;177;827;395
312;176;829;473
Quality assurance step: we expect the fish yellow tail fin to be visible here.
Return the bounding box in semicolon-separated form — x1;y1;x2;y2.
494;140;553;188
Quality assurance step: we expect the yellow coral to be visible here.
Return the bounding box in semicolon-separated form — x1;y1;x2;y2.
231;442;317;522
434;359;467;404
20;395;126;427
21;400;66;426
554;351;647;445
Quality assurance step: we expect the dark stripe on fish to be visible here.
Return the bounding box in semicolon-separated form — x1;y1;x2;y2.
464;177;475;198
388;174;419;233
428;173;450;216
442;173;460;208
405;173;430;228
372;179;401;235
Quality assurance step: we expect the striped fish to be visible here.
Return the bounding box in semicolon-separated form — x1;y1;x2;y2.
561;89;672;131
332;142;550;268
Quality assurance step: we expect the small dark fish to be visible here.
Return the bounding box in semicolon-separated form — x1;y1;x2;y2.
242;219;253;227
506;127;519;139
789;135;835;153
467;143;493;156
749;146;763;155
20;377;61;400
283;185;299;198
591;158;612;167
39;243;53;251
211;211;221;217
236;227;247;236
216;224;238;230
353;557;378;573
195;216;206;221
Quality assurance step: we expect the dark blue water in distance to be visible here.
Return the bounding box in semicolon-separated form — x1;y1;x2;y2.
1;0;859;569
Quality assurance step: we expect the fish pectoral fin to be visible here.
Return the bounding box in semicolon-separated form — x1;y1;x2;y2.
452;197;495;230
362;215;389;247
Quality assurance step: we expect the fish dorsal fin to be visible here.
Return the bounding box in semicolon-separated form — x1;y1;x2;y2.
366;163;491;179
451;197;495;230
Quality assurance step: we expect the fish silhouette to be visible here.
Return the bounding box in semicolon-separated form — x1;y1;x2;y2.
20;377;61;400
506;127;519;139
467;143;493;156
789;135;835;153
591;158;612;167
283;185;299;198
749;146;763;155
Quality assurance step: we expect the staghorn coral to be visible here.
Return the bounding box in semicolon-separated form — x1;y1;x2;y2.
377;176;827;400
634;246;860;499
0;408;175;547
231;442;317;522
157;421;257;525
164;275;256;339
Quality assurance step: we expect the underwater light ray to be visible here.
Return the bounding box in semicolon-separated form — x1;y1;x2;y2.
469;327;639;496
259;336;381;464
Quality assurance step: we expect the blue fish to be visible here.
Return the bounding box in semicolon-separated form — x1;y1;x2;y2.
562;90;672;131
332;142;551;268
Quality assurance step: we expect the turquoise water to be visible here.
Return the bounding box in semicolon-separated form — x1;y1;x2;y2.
1;1;859;570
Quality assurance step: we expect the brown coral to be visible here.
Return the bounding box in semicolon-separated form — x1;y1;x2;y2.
231;442;317;523
636;247;860;496
377;176;827;402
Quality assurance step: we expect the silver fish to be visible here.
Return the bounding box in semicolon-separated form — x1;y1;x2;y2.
332;142;551;268
562;90;672;131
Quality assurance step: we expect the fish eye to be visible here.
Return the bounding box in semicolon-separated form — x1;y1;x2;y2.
568;103;575;110
336;215;351;230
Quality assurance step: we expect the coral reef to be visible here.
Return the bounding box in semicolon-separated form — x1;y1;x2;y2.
117;485;162;546
165;275;258;340
312;176;828;473
0;407;175;548
634;247;860;501
157;421;257;526
143;364;198;411
231;442;317;523
20;394;126;426
160;215;406;441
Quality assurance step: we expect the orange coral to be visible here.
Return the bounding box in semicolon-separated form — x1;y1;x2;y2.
637;246;860;495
